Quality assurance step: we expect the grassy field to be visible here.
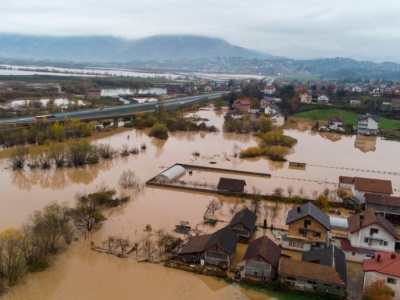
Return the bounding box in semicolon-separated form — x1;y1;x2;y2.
291;109;400;130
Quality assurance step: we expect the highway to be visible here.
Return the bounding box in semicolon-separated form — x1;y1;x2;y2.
0;92;224;126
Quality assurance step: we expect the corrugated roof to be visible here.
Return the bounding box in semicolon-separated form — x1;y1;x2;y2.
217;177;246;193
286;202;331;230
354;177;392;194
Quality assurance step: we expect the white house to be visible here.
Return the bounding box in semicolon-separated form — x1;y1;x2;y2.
264;104;279;115
269;112;285;126
300;93;312;103
372;87;383;96
263;85;276;95
317;95;329;104
352;86;363;92
327;116;345;132
364;252;400;299
338;176;392;203
357;113;380;135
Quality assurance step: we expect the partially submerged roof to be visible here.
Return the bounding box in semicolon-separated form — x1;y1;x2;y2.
286;202;330;230
354;177;392;194
217;177;246;193
180;234;211;254
155;165;186;182
243;236;281;270
229;208;257;231
279;257;345;287
365;193;400;208
302;245;347;286
364;251;400;277
347;208;399;239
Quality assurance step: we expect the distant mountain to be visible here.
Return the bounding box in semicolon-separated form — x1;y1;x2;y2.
0;34;276;62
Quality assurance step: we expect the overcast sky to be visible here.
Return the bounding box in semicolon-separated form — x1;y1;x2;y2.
1;0;400;62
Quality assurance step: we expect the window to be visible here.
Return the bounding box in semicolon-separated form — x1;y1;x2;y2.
299;229;306;237
380;241;388;246
304;220;311;227
352;252;356;256
370;228;379;235
388;278;397;285
313;232;321;238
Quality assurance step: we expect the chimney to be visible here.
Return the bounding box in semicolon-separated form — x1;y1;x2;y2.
391;253;396;259
377;254;381;262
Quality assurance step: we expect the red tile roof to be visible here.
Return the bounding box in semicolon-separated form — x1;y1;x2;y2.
364;251;400;277
365;194;400;208
338;176;392;194
339;176;354;184
340;239;374;256
347;208;399;239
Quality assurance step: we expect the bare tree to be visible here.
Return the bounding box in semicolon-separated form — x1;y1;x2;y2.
298;187;305;198
143;224;153;237
10;145;29;169
272;187;284;197
118;170;139;189
287;185;294;198
97;143;116;159
106;236;116;251
311;190;318;199
142;238;157;260
206;198;223;215
120;144;130;157
116;237;130;254
49;144;65;168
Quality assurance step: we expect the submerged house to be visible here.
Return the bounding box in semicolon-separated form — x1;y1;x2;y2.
217;178;246;193
178;226;239;268
238;236;281;280
229;208;257;242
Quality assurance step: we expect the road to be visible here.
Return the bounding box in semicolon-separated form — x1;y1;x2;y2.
0;92;224;126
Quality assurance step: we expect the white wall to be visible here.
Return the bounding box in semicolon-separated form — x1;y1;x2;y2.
349;223;396;252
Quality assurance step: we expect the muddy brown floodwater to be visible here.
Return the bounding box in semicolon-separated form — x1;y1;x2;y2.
0;107;399;299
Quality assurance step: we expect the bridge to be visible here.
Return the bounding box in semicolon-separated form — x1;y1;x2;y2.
0;92;224;126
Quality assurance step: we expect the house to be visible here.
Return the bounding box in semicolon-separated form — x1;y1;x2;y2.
264;103;279;115
317;95;329;104
217;178;246;193
372;87;383;96
85;88;102;100
229;208;257;242
338;176;392;203
178;226;239;268
279;257;346;297
365;194;400;225
300;93;312;103
238;236;281;280
352;86;364;93
232;100;251;112
302;245;348;289
346;208;399;254
260;97;274;108
282;202;331;251
269;112;285;126
327;116;345;132
263;85;276;95
357;113;380;135
363;252;400;299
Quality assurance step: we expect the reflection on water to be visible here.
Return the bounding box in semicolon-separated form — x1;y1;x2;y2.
354;135;377;153
318;131;342;142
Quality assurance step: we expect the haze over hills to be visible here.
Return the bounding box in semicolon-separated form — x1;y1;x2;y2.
0;34;276;62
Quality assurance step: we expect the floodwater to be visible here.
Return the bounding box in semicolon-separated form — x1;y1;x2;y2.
0;108;399;299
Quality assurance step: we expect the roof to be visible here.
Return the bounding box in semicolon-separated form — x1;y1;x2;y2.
234;100;251;105
340;239;375;256
328;116;343;123
155;165;186;182
180;234;211;254
243;236;281;270
347;208;399;239
358;113;380;123
217;177;246;193
339;176;354;184
205;226;239;256
353;177;392;194
365;193;400;208
229;208;257;231
364;251;400;277
286;202;331;230
330;217;349;229
279;257;345;287
302;246;347;285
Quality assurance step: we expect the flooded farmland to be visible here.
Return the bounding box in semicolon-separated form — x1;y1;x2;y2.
0;108;399;299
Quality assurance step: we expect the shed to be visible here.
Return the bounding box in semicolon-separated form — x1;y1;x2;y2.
217;178;246;193
154;165;186;183
329;217;349;230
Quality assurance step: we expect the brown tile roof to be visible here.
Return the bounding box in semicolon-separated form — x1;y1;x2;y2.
340;239;374;256
365;193;400;208
339;176;354;184
364;251;400;277
279;257;345;287
243;236;281;269
354;177;392;194
347;208;399;239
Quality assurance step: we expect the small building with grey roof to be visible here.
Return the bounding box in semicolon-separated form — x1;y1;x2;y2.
229;208;257;243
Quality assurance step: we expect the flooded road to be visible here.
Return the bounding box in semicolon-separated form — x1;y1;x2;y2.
0;108;399;299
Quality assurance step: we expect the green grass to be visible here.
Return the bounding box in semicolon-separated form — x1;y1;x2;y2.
291;109;400;130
